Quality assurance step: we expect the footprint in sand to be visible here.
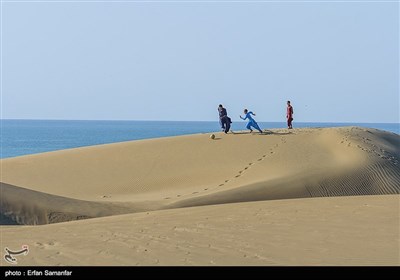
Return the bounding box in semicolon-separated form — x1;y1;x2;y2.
192;192;199;194
164;197;171;200
258;158;262;161
244;167;249;170
249;163;253;165
225;180;230;183
235;175;241;178
35;241;58;249
219;184;224;187
177;195;181;197
263;155;266;158
204;188;209;190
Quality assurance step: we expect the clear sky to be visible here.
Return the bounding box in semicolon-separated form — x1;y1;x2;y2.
2;0;399;123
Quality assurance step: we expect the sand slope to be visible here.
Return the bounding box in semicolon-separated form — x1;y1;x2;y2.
0;126;399;265
1;127;399;224
1;183;135;225
1;195;399;266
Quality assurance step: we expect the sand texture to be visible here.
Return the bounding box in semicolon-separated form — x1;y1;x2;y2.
1;126;399;265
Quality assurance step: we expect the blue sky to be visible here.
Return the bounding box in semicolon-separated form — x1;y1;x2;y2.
2;0;399;123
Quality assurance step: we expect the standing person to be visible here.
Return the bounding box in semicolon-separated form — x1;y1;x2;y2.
218;104;232;134
240;109;263;133
287;101;294;129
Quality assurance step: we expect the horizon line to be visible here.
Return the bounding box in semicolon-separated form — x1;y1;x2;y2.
1;118;399;124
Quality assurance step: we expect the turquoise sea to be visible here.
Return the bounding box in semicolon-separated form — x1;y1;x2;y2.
1;120;398;159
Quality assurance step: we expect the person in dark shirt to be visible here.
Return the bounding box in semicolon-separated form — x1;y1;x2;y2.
287;101;294;129
218;104;232;134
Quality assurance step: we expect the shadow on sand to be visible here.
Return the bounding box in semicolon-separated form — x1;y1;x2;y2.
231;130;293;136
262;130;293;136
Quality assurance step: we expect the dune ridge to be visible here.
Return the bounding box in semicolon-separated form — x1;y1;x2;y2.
1;183;137;225
1;126;399;266
1;126;399;225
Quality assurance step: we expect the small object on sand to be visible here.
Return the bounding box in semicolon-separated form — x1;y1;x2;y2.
210;134;216;140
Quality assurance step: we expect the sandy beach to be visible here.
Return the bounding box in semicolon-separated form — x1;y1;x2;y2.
1;126;399;266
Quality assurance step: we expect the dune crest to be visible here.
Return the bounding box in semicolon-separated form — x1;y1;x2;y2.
1;127;399;266
1;126;398;225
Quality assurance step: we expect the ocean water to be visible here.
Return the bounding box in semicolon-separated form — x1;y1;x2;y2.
1;119;399;159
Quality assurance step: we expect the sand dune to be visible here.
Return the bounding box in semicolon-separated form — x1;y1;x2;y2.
1;195;399;266
1;183;135;225
1;127;398;225
0;126;399;265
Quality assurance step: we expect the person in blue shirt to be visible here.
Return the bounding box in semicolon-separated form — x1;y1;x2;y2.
240;109;263;133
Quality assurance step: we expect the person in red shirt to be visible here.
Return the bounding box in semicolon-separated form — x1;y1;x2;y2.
287;101;294;129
